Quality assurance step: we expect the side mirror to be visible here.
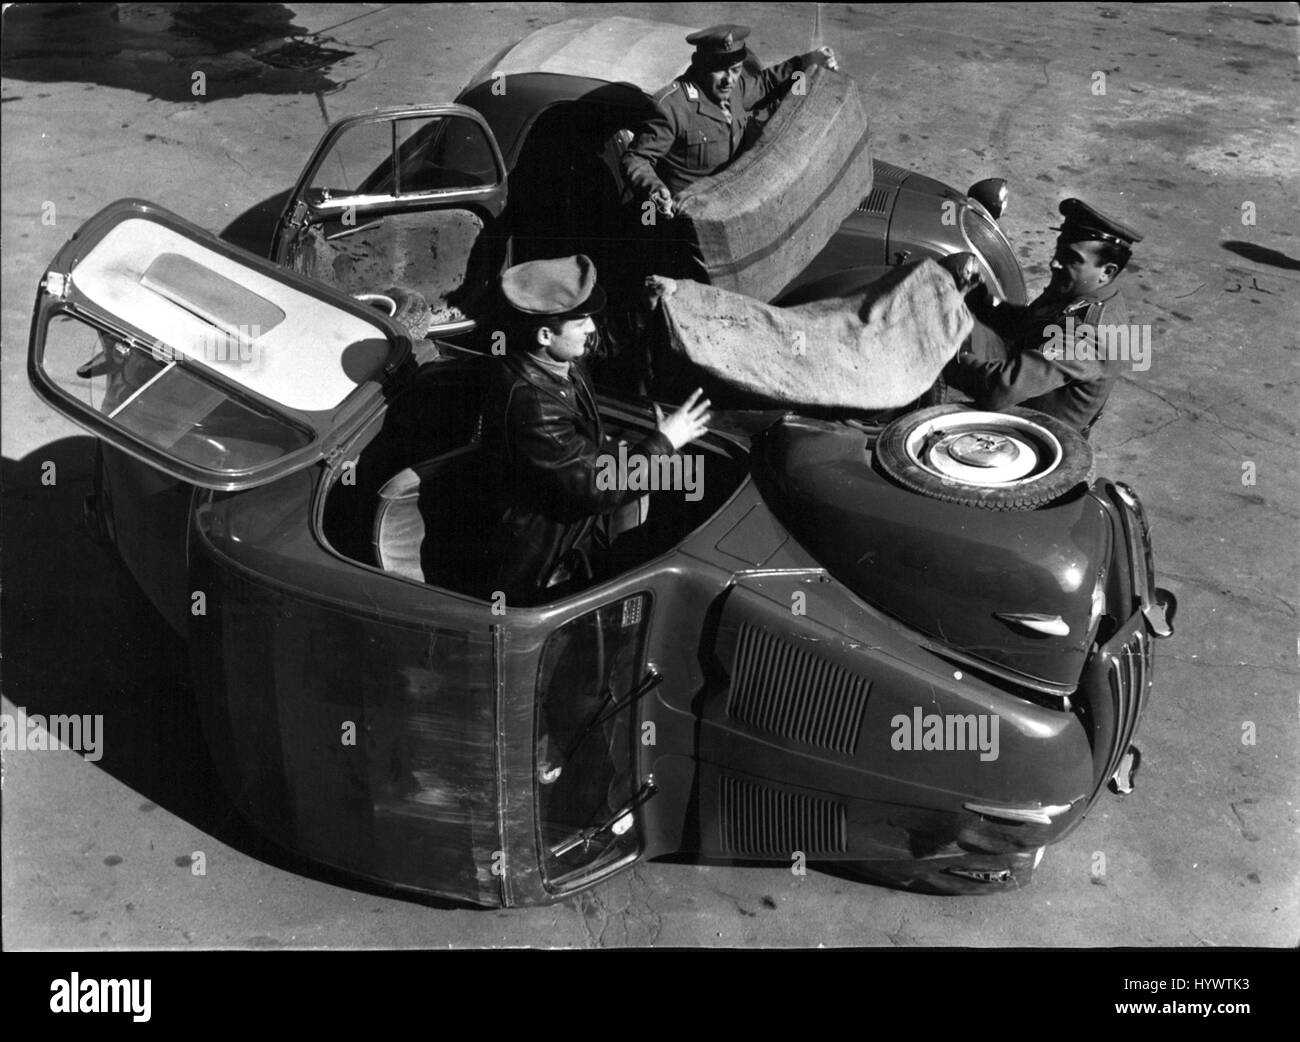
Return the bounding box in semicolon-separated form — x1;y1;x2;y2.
968;178;1009;220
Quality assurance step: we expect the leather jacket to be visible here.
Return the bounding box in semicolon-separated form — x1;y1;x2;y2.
479;352;673;605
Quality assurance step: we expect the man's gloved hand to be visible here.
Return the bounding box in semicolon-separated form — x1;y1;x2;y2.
650;186;675;218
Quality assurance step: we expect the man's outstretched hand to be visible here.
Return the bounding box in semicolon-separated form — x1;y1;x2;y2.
655;388;711;451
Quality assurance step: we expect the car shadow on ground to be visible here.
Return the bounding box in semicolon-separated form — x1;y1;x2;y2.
220;189;292;257
1;439;484;911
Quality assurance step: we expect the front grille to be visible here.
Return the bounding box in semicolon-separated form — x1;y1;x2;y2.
727;625;870;755
719;775;847;856
1101;626;1150;786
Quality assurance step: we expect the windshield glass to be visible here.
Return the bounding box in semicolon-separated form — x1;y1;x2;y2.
535;594;651;889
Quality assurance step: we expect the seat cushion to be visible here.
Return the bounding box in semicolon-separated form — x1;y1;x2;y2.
374;465;428;582
373;444;496;590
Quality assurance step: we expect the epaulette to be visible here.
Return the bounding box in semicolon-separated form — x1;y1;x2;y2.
653;80;682;104
1082;298;1107;329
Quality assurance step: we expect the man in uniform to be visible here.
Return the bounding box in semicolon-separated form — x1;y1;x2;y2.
621;24;839;218
480;255;711;606
947;198;1143;435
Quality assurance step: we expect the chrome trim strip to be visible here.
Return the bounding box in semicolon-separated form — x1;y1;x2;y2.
963;800;1077;826
994;612;1070;637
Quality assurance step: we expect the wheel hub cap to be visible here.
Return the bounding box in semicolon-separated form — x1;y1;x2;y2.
902;411;1064;487
947;433;1020;468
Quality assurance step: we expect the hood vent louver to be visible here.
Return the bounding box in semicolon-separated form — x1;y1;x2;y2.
719;775;847;856
856;186;893;215
871;159;912;186
727;624;869;755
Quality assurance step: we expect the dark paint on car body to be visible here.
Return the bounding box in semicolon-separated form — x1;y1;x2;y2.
25;18;1171;903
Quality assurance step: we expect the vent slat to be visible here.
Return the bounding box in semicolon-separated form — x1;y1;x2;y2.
856;186;892;214
719;775;847;856
727;625;870;755
1105;629;1150;785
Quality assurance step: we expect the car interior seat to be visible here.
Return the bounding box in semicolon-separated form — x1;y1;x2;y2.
373;434;498;594
372;429;598;602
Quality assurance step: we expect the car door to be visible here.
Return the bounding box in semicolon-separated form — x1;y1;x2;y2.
30;198;412;493
28;197;414;631
29;198;513;905
272;105;509;336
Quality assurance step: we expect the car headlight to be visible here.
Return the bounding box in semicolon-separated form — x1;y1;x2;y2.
967;178;1009;219
960;205;1027;305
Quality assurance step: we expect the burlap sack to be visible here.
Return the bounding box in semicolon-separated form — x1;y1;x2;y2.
659;259;972;410
671;64;873;302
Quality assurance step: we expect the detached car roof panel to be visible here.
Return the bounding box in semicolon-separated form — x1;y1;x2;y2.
73;216;393;414
30;199;409;491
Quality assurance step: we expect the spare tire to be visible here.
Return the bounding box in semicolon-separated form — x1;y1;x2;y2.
874;405;1094;510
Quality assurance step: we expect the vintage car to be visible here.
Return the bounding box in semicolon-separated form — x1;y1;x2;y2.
28;198;1174;904
266;15;1027;351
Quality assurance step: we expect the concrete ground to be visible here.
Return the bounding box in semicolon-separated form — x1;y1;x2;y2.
2;2;1296;948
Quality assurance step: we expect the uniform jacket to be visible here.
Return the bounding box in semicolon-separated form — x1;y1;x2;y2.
622;55;810;197
480;351;673;605
949;279;1129;434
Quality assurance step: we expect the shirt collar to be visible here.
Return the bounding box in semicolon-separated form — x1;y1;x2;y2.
524;350;572;382
1036;274;1123;313
682;75;734;122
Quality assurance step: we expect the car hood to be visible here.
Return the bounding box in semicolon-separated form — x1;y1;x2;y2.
752;417;1110;689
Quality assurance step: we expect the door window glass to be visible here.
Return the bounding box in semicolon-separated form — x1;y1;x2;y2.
394;116;497;192
309;119;392;201
310;115;499;201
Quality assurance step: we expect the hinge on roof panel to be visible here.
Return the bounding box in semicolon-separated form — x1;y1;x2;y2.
45;272;69;299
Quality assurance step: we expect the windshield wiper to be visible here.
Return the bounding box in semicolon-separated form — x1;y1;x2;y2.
549;777;659;858
561;667;663;761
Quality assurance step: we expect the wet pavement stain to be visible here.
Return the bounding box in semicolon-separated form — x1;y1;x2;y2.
0;3;355;102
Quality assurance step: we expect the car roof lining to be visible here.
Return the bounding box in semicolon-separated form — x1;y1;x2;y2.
72;217;393;414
